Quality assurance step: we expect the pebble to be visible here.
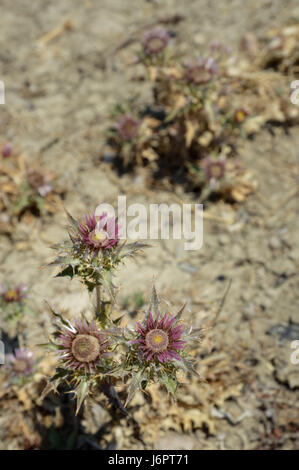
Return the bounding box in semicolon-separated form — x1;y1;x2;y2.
178;262;198;274
242;303;256;320
269;236;281;250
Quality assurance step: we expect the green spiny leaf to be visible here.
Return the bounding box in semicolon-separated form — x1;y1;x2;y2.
38;340;59;351
40;377;60;401
45;301;75;331
84;280;97;292
66;210;79;230
116;241;148;260
175;302;187;322
101;270;116;301
125;368;145;407
158;370;178;399
36;196;45;213
176;357;201;379
113;313;125;325
55;265;75;279
74;379;90;415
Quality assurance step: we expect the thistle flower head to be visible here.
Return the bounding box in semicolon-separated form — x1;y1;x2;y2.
78;212;119;251
142;28;170;55
123;288;202;406
1;283;27;303
50;209;146;295
201;156;226;181
2;142;12;158
186;57;218;85
27;170;52;197
115;115;141;141
234;108;249;124
6;348;35;377
131;311;186;363
57;318;110;374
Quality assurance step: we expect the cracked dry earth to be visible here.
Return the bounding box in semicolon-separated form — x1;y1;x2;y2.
0;0;299;450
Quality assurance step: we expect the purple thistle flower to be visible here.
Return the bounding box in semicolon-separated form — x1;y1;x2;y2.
186;57;218;85
234;108;249;124
131;311;186;363
1;283;27;303
201;156;226;181
78;212;119;251
2;142;12;158
57;318;110;374
6;348;35;377
115;115;141;141
142;28;170;56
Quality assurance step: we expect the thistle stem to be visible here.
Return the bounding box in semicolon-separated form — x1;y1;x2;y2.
96;284;107;327
96;284;101;313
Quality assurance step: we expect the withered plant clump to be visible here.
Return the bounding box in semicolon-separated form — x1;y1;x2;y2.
0;149;64;236
0;283;36;338
104;31;257;202
105;26;299;202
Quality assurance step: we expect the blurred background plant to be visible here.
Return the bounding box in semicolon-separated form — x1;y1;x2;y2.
103;22;299;204
0;283;35;338
105;31;259;202
0;147;64;236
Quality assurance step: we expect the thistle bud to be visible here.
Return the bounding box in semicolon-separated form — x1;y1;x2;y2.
142;28;170;56
115;115;141;141
2;142;12;158
201;156;226;181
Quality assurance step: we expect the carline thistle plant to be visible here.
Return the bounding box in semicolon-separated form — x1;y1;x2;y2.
3;348;36;386
11;161;59;217
106;31;254;203
42;208;202;414
0;283;35;334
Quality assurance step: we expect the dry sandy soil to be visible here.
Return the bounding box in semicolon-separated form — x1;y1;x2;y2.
0;0;298;450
